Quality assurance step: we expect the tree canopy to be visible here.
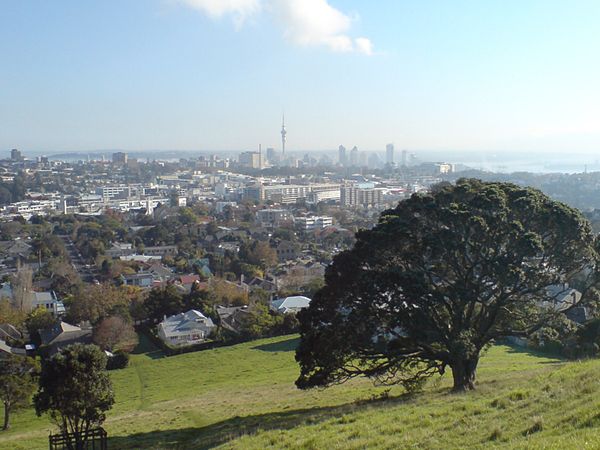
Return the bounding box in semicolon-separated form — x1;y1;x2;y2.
296;179;600;392
34;344;114;448
0;355;39;430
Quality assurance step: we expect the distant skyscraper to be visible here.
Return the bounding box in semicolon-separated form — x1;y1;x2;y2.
281;115;287;156
10;148;22;161
112;152;128;165
338;145;347;166
266;147;279;165
401;149;408;167
239;151;261;169
368;152;382;169
359;151;368;167
350;146;359;166
386;143;394;164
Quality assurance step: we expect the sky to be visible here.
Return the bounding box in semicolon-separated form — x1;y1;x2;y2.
2;0;600;154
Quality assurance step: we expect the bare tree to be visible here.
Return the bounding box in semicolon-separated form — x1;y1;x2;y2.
93;316;137;352
12;266;33;312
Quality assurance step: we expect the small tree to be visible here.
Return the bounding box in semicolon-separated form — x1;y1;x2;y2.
0;298;26;329
25;308;56;345
67;283;129;324
144;285;184;322
93;316;138;352
12;266;33;312
34;344;114;449
0;355;39;430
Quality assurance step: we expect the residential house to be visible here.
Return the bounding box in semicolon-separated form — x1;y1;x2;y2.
0;323;21;342
105;242;135;258
157;310;216;347
216;305;251;334
276;241;299;262
39;321;93;355
178;274;202;293
120;272;154;288
142;245;178;257
256;209;293;228
216;242;240;256
147;262;174;283
190;258;213;278
120;254;162;263
7;240;33;258
0;239;33;267
270;295;311;314
0;338;26;357
544;284;582;312
276;260;326;289
27;290;66;316
247;277;277;293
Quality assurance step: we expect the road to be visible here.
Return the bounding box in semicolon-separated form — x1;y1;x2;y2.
57;235;98;282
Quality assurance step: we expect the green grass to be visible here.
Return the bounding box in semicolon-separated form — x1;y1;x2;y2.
3;334;600;449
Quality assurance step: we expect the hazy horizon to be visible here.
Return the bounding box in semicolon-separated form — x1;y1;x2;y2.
6;147;600;174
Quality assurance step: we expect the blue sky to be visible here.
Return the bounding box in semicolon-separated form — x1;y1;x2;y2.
1;0;600;154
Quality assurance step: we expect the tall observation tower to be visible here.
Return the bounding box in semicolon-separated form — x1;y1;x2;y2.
281;114;287;156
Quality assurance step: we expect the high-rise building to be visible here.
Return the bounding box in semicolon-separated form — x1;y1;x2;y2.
112;152;128;165
281;115;287;156
401;149;408;167
266;147;278;165
338;145;347;166
368;153;382;169
386;143;394;164
239;151;261;169
359;151;368;167
10;149;22;161
258;144;264;169
341;183;384;208
350;146;359;166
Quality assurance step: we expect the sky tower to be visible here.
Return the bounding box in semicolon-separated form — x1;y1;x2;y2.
281;114;287;156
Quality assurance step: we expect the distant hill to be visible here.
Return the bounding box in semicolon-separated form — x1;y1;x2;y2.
2;333;599;449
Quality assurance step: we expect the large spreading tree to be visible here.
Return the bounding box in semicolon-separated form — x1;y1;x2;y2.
296;179;599;392
34;344;114;449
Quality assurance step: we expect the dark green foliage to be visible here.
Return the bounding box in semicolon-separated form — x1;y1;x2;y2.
567;318;600;357
34;344;114;448
106;350;130;370
0;355;39;430
529;314;579;356
296;179;599;392
233;306;299;341
144;285;185;322
25;309;56;345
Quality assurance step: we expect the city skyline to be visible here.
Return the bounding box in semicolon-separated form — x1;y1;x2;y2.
2;1;600;153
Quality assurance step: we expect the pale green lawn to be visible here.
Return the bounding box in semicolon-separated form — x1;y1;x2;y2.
3;334;598;450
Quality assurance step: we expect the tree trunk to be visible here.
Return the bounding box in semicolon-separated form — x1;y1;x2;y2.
450;358;478;392
3;401;10;430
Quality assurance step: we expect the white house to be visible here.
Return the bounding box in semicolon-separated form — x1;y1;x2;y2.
543;284;582;312
157;310;216;347
27;291;66;316
270;295;311;314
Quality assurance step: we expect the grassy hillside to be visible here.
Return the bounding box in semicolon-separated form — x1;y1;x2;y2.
2;334;600;449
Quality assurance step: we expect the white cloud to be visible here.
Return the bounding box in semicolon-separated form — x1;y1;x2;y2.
178;0;261;27
354;37;373;55
271;0;350;51
177;0;373;54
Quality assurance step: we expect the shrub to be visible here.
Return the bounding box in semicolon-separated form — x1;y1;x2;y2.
106;350;130;370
